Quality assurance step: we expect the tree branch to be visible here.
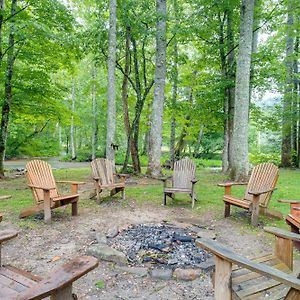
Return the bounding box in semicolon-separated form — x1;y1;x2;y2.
3;4;29;23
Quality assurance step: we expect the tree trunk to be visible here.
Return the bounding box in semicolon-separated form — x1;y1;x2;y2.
169;0;179;169
106;0;117;168
230;0;255;181
70;79;76;160
219;8;235;174
91;66;98;160
281;0;294;167
0;0;4;64
147;0;167;178
193;125;204;158
0;0;16;178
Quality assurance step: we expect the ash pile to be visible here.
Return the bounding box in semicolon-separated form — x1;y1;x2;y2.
108;223;211;269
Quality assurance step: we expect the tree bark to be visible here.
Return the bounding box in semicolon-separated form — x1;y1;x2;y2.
0;0;4;64
106;0;117;168
91;66;98;160
147;0;167;178
70;79;76;160
230;0;255;181
220;8;235;174
0;0;16;178
193;125;204;158
169;0;179;169
281;0;294;167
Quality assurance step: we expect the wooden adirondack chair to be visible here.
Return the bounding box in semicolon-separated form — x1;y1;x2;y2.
19;160;84;224
278;199;300;250
162;157;198;208
196;227;300;300
91;158;126;200
0;229;98;300
218;162;279;226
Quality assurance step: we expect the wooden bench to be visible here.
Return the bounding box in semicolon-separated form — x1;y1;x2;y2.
196;227;300;300
0;229;98;299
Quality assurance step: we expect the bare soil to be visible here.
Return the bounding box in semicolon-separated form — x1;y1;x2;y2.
0;178;283;300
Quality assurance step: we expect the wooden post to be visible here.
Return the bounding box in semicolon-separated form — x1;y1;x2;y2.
285;288;300;300
71;184;78;194
225;186;231;195
290;225;300;250
50;284;73;300
251;194;260;226
71;199;78;216
122;189;125;200
214;255;232;300
274;236;293;270
224;203;231;218
43;190;51;224
191;184;195;209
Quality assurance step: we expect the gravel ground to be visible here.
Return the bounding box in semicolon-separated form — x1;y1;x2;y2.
0;189;281;300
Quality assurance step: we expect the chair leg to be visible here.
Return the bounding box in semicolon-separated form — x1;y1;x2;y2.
122;188;125;200
164;193;167;205
224;203;230;218
191;192;195;209
96;187;100;201
290;225;300;250
50;284;73;300
44;190;52;224
72;200;78;216
251;195;260;226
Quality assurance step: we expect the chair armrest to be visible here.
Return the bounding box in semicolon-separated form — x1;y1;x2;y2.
0;230;18;244
17;256;98;300
160;176;172;182
28;184;56;191
264;226;300;242
278;199;300;204
248;188;276;196
114;173;129;178
196;237;300;290
56;181;85;185
191;178;198;184
217;182;248;187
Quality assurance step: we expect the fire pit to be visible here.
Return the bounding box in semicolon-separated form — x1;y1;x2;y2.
108;223;212;269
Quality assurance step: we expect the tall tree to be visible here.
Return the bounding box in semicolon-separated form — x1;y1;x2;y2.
281;0;294;167
91;65;98;160
106;0;117;167
230;0;255;181
0;0;16;177
147;0;167;177
70;79;76;160
169;0;179;169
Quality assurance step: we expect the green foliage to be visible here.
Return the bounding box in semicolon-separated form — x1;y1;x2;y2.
249;152;281;166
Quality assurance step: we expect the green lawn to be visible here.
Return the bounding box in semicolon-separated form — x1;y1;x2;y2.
0;166;299;229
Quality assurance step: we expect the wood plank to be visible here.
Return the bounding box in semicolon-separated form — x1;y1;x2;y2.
243;284;289;300
0;267;39;288
0;281;20;298
17;256;98;300
0;273;28;292
232;262;290;284
214;256;232;300
232;254;276;272
196;238;300;290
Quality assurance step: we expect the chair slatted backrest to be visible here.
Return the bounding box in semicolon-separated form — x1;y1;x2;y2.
91;158;114;186
173;158;196;190
244;163;279;208
26;160;58;204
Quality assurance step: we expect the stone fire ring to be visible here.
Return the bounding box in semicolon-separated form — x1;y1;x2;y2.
87;222;216;281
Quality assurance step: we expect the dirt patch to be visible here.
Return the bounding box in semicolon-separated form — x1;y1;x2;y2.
0;182;280;299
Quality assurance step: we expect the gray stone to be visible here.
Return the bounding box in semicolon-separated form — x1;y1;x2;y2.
106;226;119;238
173;268;201;281
96;232;107;245
87;244;127;265
117;266;148;278
149;268;173;280
197;257;215;272
197;229;216;240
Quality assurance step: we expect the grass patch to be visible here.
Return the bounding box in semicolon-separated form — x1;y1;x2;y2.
0;166;298;229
